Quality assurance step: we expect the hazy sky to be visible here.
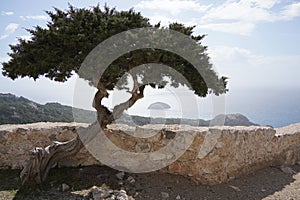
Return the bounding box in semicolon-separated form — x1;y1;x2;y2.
0;0;300;117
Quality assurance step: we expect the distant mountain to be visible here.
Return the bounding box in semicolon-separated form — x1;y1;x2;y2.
116;113;258;127
210;113;259;126
0;93;259;126
0;93;96;124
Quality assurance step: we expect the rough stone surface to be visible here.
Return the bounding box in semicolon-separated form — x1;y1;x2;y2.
0;122;300;185
0;122;100;170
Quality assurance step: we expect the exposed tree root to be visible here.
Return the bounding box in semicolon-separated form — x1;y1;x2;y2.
20;136;83;185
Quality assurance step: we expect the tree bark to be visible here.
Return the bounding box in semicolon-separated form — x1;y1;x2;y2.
20;136;83;185
20;75;145;185
94;74;145;128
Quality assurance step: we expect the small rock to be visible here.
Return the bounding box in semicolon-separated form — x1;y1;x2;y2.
280;165;296;174
161;192;169;199
92;186;111;200
135;143;151;152
115;189;128;200
134;192;139;197
127;176;135;184
176;194;181;199
229;185;241;192
116;171;125;180
62;183;70;192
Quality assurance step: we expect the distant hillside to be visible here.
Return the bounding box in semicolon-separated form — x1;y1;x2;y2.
115;113;258;127
0;93;258;126
0;93;96;124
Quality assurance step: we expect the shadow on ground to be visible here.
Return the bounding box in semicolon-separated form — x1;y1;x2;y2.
0;165;299;200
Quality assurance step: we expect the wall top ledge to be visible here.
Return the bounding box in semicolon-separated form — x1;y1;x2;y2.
1;122;299;135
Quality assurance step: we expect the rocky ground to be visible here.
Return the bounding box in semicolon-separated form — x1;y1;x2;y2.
0;164;300;200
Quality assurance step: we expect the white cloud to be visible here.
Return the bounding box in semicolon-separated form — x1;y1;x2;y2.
198;21;255;36
0;35;8;40
20;15;48;21
209;46;253;60
147;14;195;26
146;15;175;26
209;45;300;68
135;0;211;15
198;0;300;35
202;0;279;23
1;11;14;16
208;46;259;68
5;23;19;33
208;45;300;89
281;2;300;19
0;23;19;40
248;0;280;9
135;0;300;35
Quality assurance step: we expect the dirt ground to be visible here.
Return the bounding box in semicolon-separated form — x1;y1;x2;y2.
0;164;300;200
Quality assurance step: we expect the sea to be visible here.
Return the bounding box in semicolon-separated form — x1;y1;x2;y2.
224;89;300;128
127;88;300;128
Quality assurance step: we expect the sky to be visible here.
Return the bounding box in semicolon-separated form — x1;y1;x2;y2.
0;0;300;124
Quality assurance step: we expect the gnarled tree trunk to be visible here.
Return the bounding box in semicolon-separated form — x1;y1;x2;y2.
20;75;145;185
20;136;83;185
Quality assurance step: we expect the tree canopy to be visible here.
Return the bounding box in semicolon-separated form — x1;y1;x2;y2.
4;4;229;184
2;4;228;127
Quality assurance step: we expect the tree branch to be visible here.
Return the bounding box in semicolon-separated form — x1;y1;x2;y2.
109;74;145;121
92;74;146;128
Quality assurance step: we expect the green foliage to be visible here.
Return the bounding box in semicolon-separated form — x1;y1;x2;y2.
2;4;227;98
2;4;151;82
0;93;96;124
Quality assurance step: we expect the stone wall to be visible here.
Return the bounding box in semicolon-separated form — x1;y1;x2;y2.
0;122;299;185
